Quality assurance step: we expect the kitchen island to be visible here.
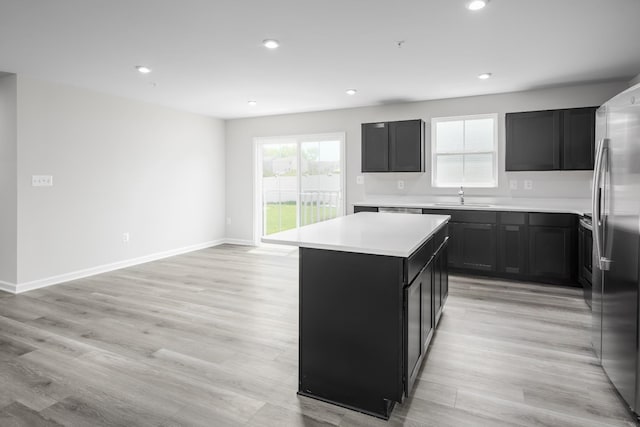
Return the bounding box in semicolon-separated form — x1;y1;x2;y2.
263;212;450;419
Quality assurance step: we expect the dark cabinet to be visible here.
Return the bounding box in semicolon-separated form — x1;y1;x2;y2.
562;108;597;170
354;206;580;286
404;273;422;395
506;106;597;171
506;110;561;171
528;213;577;284
423;209;496;274
497;212;528;275
459;223;497;271
421;263;433;352
404;233;446;397
447;222;463;268
362;119;424;172
362;123;389;172
433;239;449;326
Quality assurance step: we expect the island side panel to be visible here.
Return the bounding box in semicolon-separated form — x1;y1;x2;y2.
299;247;405;418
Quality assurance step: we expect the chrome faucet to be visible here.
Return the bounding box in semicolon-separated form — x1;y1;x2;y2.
458;186;464;205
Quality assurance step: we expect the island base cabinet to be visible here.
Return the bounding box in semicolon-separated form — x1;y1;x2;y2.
298;228;449;419
298;248;404;419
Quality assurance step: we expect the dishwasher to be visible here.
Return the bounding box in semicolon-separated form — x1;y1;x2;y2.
378;207;423;214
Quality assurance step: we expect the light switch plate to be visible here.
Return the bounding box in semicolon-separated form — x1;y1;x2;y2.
509;180;518;190
524;180;533;190
32;175;53;187
356;176;364;185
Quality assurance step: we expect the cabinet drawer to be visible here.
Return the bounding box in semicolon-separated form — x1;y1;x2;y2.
529;213;576;227
407;238;434;284
433;224;448;250
499;212;527;225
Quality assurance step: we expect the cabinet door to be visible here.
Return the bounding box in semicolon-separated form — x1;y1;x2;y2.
460;223;497;271
562;107;596;170
421;263;433;352
498;224;528;275
440;242;449;303
404;276;422;395
362;122;389;172
506;110;561;171
529;226;575;282
389;120;424;172
447;222;463;268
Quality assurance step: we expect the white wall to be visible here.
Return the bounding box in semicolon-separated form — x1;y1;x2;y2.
0;74;17;286
225;81;627;243
14;76;226;288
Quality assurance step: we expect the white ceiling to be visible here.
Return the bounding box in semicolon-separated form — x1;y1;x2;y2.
1;0;639;119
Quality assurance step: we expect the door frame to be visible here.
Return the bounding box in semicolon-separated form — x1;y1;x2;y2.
253;132;346;245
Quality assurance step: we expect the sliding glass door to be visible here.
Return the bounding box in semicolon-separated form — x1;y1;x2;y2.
255;133;345;240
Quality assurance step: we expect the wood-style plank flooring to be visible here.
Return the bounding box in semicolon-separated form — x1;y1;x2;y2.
0;244;636;426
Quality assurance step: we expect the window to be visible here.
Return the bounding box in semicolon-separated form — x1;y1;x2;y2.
431;114;498;187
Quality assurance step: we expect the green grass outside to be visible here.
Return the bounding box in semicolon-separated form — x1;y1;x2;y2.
265;202;338;235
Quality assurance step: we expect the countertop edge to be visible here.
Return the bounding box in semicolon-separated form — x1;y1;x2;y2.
261;214;450;258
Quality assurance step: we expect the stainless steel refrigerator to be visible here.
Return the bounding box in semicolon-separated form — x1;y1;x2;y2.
592;82;640;421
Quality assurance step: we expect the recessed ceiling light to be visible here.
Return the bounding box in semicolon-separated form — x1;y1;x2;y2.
262;39;280;49
478;73;492;80
467;0;488;11
248;100;257;106
135;65;152;74
346;89;357;96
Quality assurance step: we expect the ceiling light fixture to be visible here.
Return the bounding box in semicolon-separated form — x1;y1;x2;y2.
346;89;357;96
248;100;257;106
467;0;488;11
135;65;152;74
262;39;280;49
478;73;492;80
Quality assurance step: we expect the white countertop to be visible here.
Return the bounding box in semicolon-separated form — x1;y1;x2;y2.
262;212;450;258
353;196;591;215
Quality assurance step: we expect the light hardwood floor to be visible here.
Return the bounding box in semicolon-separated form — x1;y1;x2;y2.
0;244;636;426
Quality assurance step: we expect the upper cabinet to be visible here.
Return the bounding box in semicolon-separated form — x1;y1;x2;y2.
362;119;424;172
505;106;597;171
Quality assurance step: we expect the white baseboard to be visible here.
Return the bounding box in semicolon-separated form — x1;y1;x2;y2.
0;280;17;294
14;239;226;294
222;238;256;246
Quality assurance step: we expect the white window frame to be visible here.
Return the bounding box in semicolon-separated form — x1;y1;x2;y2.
431;113;499;188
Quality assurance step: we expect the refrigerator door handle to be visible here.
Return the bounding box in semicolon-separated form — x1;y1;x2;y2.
592;138;610;271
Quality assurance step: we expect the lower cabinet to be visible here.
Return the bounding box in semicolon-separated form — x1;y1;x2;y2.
404;236;447;396
356;205;580;286
405;261;432;395
447;222;496;271
529;226;575;283
497;212;528;276
459;223;496;271
527;213;577;284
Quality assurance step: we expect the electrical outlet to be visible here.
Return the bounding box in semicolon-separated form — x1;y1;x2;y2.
356;175;364;185
524;180;533;190
397;180;404;190
226;217;232;225
32;175;53;187
509;180;518;190
122;232;130;243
